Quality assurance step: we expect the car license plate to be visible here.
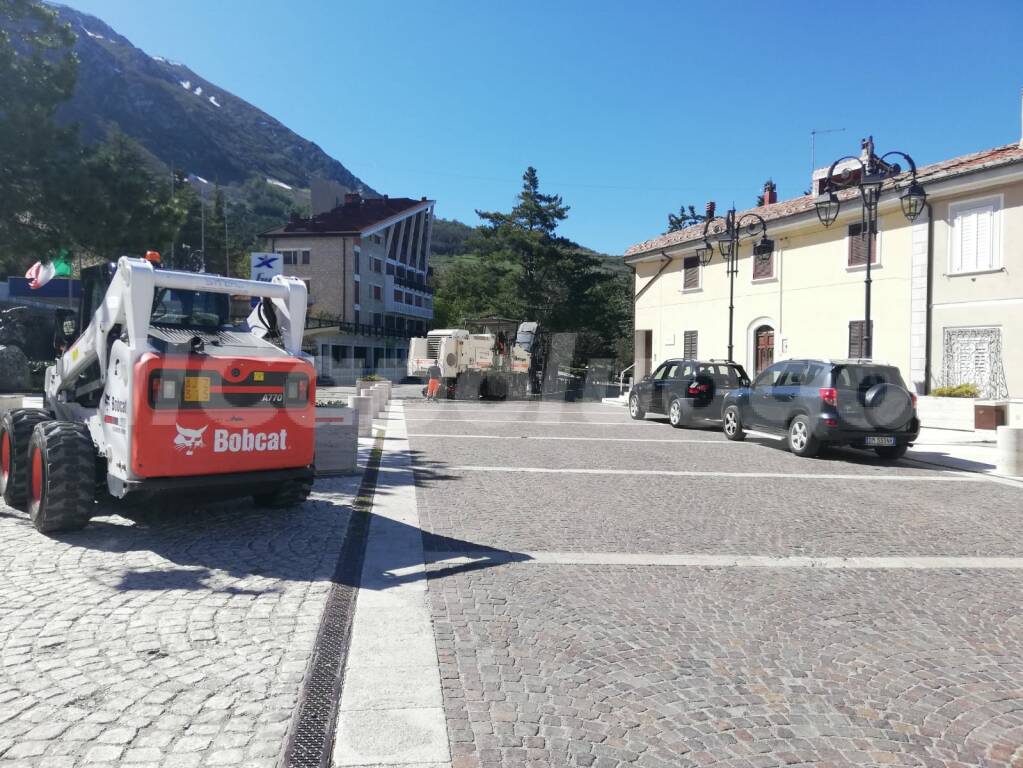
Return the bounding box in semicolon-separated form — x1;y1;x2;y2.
865;435;896;447
183;377;211;403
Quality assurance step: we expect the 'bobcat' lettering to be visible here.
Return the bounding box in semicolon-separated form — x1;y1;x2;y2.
213;428;288;453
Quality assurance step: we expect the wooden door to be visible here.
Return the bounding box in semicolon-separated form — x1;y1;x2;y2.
755;326;774;375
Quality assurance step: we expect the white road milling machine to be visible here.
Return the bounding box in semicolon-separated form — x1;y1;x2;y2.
0;256;317;533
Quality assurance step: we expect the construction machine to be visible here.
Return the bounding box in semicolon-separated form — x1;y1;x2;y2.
407;317;546;399
0;256;316;533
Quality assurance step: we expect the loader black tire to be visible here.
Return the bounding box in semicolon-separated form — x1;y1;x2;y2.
0;409;51;511
253;476;313;509
27;421;95;533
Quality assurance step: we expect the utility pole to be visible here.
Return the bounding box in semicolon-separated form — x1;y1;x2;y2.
224;201;229;278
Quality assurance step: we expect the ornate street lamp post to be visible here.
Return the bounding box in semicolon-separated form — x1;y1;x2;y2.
814;136;926;359
699;207;773;362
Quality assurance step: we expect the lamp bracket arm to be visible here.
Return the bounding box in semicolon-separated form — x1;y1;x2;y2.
823;155;866;191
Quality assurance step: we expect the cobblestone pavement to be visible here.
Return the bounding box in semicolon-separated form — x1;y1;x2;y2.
406;400;1023;767
0;476;358;768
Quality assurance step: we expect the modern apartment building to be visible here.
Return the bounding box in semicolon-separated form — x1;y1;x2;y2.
626;133;1023;401
262;193;435;382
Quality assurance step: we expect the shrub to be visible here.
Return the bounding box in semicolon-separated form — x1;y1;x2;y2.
361;374;384;381
315;399;348;408
931;383;979;398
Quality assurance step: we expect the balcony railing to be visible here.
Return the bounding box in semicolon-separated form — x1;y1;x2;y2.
305;314;422;340
394;273;434;294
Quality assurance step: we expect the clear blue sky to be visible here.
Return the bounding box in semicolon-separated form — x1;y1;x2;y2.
63;0;1023;255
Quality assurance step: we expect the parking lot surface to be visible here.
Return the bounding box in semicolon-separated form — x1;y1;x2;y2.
407;400;1023;768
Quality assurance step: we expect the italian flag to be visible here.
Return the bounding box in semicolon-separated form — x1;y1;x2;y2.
26;249;72;289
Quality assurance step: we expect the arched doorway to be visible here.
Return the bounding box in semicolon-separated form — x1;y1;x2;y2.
754;325;774;375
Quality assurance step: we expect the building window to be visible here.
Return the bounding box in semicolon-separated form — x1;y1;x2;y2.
847;222;877;267
301;250;310;265
373;234;382;244
394;288;404;302
280;250;296;265
354;251;360;274
373;312;382;328
752;251;774;281
353;282;360;303
415;295;423;307
372;257;383;273
354;310;360;326
949;196;1000;274
848;320;873;358
372;285;382;301
682;256;700;291
386;263;395;275
682;330;698;358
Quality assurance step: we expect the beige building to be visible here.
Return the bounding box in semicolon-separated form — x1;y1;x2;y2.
263;193;435;382
626;140;1023;401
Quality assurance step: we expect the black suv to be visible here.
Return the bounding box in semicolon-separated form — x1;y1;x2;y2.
629;359;750;427
721;359;920;459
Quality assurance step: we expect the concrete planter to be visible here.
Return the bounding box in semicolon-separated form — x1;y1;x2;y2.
371;383;389;414
347;395;374;436
915;395;975;431
315;406;359;476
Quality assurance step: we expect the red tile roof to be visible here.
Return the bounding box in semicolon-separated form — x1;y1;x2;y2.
265;196;432;237
625;143;1023;259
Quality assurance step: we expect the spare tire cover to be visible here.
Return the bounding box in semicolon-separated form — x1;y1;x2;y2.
863;383;914;429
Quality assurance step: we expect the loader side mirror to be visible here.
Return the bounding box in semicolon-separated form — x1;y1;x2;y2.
54;309;78;354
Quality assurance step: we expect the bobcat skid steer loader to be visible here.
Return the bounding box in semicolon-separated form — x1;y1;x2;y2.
0;256;316;533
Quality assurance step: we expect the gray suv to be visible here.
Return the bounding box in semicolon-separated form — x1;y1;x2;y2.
721;359;920;460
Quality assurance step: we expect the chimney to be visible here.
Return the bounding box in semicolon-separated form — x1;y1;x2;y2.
762;179;777;205
344;192;362;206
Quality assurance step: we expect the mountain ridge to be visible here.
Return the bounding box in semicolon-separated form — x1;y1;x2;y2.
47;2;375;196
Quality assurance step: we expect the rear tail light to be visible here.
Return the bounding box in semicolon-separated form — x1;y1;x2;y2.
910;392;918;408
151;377;177;404
285;375;311;406
687;382;711;395
819;387;838;407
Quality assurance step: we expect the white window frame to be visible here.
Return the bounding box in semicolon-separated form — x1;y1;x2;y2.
947;194;1002;276
680;254;702;293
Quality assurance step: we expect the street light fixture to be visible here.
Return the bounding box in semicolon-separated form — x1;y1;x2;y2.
815;136;924;359
700;208;771;361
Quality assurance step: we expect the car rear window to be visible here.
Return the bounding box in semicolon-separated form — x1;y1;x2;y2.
834;365;906;391
697;363;745;387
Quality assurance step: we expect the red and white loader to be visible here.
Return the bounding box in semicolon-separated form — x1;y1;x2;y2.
0;256;317;533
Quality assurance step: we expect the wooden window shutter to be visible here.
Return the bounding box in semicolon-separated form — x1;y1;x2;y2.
847;223;876;267
753;252;773;280
954;205;994;273
683;330;698;358
683;256;699;289
848;320;873;358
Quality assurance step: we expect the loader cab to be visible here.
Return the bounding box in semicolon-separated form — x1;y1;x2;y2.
53;263;116;354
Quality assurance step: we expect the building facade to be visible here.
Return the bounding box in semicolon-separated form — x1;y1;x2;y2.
626;141;1023;401
263;193;435;382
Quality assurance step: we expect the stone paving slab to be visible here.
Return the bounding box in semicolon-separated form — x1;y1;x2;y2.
0;475;359;768
427;561;1023;768
413;468;1023;557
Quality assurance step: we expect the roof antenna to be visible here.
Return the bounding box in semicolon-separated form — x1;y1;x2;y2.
811;127;846;173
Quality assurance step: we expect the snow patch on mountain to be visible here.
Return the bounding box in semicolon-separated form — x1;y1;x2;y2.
81;26;104;40
179;80;191;90
194;86;203;96
209;96;221;108
267;178;293;190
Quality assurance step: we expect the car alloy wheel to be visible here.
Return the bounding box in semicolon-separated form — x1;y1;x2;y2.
629;396;639;417
723;409;738;437
669;399;682;426
789;419;808;452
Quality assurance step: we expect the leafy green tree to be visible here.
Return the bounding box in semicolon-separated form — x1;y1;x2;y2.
0;0;80;271
70;132;185;260
666;204;705;233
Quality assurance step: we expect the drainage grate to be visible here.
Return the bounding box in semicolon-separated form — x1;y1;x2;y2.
283;434;383;768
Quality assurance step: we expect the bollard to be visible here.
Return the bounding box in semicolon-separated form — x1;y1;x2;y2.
372;383;389;414
314;406;359;475
347;395;375;436
997;426;1023;477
